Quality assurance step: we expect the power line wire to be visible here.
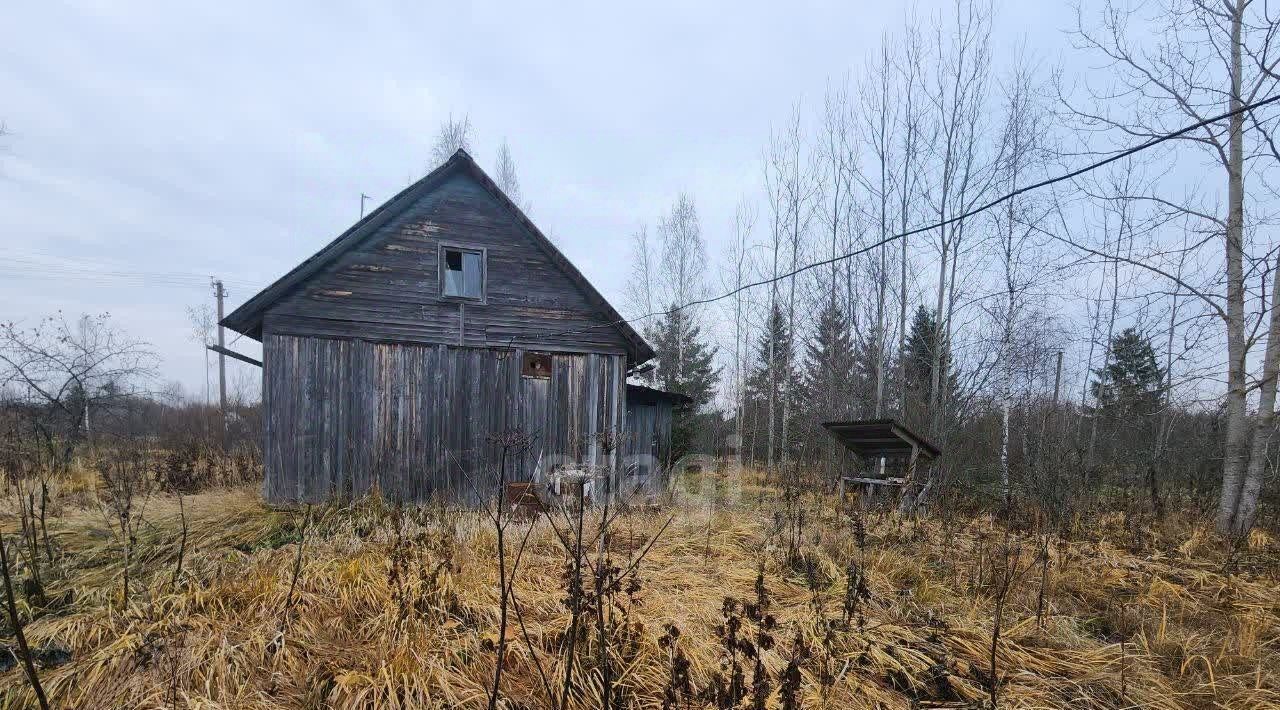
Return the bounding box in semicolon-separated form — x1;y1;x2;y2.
0;248;263;289
7;90;1275;353
511;90;1280;349
0;260;260;290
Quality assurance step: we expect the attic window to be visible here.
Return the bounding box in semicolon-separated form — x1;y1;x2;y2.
522;352;552;379
440;245;485;300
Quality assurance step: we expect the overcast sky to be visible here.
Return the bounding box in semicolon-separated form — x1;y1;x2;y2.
0;1;1075;398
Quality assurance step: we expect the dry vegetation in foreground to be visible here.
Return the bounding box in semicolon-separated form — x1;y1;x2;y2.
1;471;1278;709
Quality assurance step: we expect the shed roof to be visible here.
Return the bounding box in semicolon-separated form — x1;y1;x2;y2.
821;419;941;462
626;383;693;407
221;149;655;364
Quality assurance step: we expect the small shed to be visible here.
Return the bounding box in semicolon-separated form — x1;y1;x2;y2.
622;383;691;492
821;419;940;501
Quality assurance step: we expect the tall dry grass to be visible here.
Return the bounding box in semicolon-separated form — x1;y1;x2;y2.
0;469;1276;709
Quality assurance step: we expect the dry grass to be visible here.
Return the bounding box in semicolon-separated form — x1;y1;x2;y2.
1;471;1277;709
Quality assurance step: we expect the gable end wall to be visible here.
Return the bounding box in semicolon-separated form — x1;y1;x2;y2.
263;172;631;356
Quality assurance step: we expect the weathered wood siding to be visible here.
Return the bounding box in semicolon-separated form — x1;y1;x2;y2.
264;171;631;356
622;398;674;493
262;334;625;503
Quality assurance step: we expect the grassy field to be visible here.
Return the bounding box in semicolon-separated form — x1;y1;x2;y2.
0;472;1277;709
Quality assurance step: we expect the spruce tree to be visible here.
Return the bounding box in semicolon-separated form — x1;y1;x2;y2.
850;332;883;418
899;306;955;429
1092;327;1163;418
801;301;856;420
744;303;801;463
646;305;720;460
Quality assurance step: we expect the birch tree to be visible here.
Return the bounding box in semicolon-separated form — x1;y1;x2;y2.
721;200;759;466
762;105;815;471
492;139;529;212
893;18;929;416
1064;0;1280;534
989;55;1053;502
430;113;473;166
858;38;901;417
921;0;998;436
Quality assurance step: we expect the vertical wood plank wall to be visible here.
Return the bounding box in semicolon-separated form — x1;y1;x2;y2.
263;334;625;504
622;399;674;493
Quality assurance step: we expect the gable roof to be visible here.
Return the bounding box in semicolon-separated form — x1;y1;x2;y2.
221;149;654;364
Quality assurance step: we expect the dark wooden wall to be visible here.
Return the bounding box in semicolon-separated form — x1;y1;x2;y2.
262;334;625;503
622;398;673;493
263;172;632;357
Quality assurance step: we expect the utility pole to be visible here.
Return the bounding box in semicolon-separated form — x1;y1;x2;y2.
1051;351;1064;412
1040;350;1065;498
212;278;227;447
360;193;371;218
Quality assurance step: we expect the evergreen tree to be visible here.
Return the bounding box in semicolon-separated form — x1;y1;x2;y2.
799;300;860;477
899;306;955;429
646;305;720;460
801;301;856;420
850;331;884;418
744;303;802;462
1092;327;1163;418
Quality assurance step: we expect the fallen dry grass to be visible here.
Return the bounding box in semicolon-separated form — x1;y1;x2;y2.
1;472;1277;709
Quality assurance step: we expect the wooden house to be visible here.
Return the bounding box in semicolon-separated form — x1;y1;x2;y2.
222;149;673;503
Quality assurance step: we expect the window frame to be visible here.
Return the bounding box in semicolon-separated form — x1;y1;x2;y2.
438;243;487;304
521;351;553;379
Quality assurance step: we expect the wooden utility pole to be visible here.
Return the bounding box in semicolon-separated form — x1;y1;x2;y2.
1038;350;1065;497
1051;351;1064;412
212;278;227;447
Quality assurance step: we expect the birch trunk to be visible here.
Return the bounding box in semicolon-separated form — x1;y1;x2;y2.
1218;8;1251;535
1233;220;1280;535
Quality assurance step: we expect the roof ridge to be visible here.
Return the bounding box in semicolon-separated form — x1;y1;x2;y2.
221;149;654;364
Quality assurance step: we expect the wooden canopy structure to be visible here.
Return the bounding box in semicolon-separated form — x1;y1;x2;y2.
822;419;941;509
820;419;940;463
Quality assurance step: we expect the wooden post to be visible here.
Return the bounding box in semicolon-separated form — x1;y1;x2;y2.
1051;350;1064;428
898;443;921;514
1045;349;1064;494
213;278;227;448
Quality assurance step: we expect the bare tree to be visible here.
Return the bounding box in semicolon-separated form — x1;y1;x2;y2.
625;224;657;323
918;0;1000;438
989;53;1053;502
493;139;529;212
186;304;215;407
722;200;759;465
857;39;898;417
762;105;815;473
1063;0;1280;534
0;314;158;469
894;18;929;417
657;194;709;314
430;113;473;166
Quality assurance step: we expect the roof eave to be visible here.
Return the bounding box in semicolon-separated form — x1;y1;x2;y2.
219;149;653;362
